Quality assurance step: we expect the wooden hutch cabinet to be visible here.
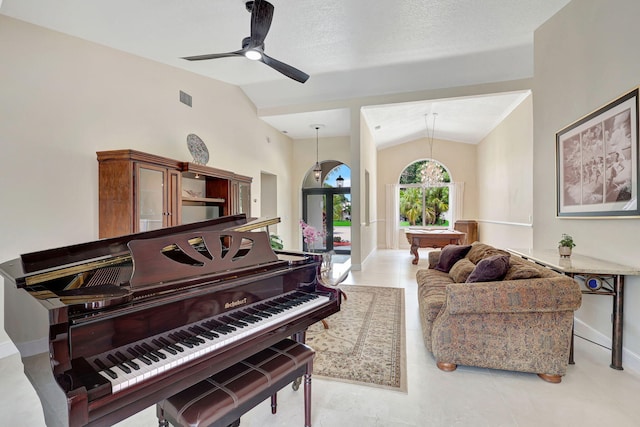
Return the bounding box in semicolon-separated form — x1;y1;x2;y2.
97;149;252;238
180;162;252;223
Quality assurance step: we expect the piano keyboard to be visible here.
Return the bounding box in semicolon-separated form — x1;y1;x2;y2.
93;290;329;394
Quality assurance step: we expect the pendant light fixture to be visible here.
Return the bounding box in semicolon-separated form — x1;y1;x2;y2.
312;125;323;182
421;113;444;187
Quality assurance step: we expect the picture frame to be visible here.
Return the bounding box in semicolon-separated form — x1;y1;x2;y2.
556;88;639;218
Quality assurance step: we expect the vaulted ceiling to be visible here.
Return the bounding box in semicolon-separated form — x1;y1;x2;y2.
1;0;570;145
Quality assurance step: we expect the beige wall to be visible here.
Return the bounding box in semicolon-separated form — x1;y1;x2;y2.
476;94;534;248
0;17;295;354
359;109;377;265
376;136;478;249
534;0;640;367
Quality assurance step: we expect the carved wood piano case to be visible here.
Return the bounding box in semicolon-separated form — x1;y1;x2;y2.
1;215;340;426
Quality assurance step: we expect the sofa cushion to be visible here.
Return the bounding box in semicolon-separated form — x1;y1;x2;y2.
504;260;542;281
434;244;472;273
466;254;510;283
467;242;510;265
449;258;475;283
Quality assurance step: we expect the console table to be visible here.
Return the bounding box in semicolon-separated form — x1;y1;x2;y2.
507;248;640;370
405;229;465;265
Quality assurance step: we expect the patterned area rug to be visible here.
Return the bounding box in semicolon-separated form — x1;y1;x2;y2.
305;285;407;392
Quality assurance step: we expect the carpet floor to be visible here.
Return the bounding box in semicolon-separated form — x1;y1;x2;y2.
305;285;406;392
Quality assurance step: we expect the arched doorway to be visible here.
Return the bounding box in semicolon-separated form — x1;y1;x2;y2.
302;162;351;255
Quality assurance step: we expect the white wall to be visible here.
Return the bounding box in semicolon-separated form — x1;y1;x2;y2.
0;17;295;355
476;94;534;248
533;0;640;365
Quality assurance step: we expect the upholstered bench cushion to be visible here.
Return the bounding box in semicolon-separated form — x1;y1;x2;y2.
158;339;315;427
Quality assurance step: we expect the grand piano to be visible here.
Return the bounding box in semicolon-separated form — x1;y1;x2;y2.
0;214;340;427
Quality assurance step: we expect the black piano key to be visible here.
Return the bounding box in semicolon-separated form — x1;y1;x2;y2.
170;333;194;348
107;354;131;374
94;358;118;379
116;351;139;370
246;307;271;318
186;334;205;345
220;316;248;328
191;334;206;344
233;311;260;323
159;336;184;353
154;338;178;355
143;342;166;359
136;345;159;362
128;347;153;365
190;325;217;340
203;319;233;334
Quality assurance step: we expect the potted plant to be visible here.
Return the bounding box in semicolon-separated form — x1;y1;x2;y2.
270;234;283;250
558;233;575;257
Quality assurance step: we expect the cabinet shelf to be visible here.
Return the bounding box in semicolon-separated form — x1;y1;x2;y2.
182;196;225;204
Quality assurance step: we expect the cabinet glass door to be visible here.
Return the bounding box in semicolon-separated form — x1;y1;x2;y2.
138;166;165;232
238;182;251;216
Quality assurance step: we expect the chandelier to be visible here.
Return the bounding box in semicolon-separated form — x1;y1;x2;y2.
421;113;444;187
312;125;322;182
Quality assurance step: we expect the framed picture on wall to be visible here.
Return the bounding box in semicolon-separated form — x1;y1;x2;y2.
556;87;640;218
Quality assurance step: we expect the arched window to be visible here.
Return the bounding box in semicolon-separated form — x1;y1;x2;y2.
398;160;451;227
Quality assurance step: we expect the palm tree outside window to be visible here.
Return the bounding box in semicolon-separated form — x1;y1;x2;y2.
399;160;451;227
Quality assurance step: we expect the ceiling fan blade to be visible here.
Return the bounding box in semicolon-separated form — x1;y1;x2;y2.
261;53;309;83
249;0;274;47
182;50;245;61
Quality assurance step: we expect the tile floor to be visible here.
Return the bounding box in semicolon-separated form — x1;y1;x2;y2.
2;249;640;426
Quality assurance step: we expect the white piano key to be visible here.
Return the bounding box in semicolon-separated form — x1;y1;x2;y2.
96;291;330;394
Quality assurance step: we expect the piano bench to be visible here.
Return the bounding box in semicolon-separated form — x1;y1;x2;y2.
157;338;315;427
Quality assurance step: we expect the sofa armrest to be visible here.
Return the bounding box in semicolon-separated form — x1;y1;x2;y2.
428;250;442;269
445;276;581;315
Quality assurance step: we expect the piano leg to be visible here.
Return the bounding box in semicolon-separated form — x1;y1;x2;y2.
304;361;313;427
292;329;306;390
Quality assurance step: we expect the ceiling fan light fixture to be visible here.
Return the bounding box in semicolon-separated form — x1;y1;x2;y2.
245;49;262;60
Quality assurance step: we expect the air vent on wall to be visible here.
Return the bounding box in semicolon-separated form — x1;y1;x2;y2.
180;90;192;107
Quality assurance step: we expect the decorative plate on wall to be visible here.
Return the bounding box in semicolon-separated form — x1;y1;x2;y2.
187;133;209;165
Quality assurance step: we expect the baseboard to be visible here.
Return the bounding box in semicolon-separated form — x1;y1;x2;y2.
574;317;640;374
0;340;18;360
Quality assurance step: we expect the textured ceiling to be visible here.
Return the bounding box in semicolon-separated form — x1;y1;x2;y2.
1;0;569;145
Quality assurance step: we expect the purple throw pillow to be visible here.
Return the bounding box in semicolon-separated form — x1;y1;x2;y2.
434;244;472;273
466;254;511;283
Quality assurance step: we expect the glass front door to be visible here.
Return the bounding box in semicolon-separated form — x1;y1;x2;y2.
302;187;351;254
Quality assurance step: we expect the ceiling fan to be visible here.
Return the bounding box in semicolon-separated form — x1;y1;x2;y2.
182;0;310;84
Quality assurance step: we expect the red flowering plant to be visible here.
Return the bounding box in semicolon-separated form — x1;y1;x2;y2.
299;220;325;252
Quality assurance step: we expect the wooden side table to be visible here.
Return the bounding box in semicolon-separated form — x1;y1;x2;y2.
454;220;478;244
507;248;640;370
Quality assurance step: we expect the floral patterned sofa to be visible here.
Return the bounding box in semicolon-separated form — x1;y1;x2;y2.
417;242;582;383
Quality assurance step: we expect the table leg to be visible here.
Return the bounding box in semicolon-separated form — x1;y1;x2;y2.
410;238;419;265
611;275;624;370
569;321;575;365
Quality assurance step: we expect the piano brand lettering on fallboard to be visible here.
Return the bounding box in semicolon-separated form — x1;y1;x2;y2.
0;215;340;427
225;298;248;309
